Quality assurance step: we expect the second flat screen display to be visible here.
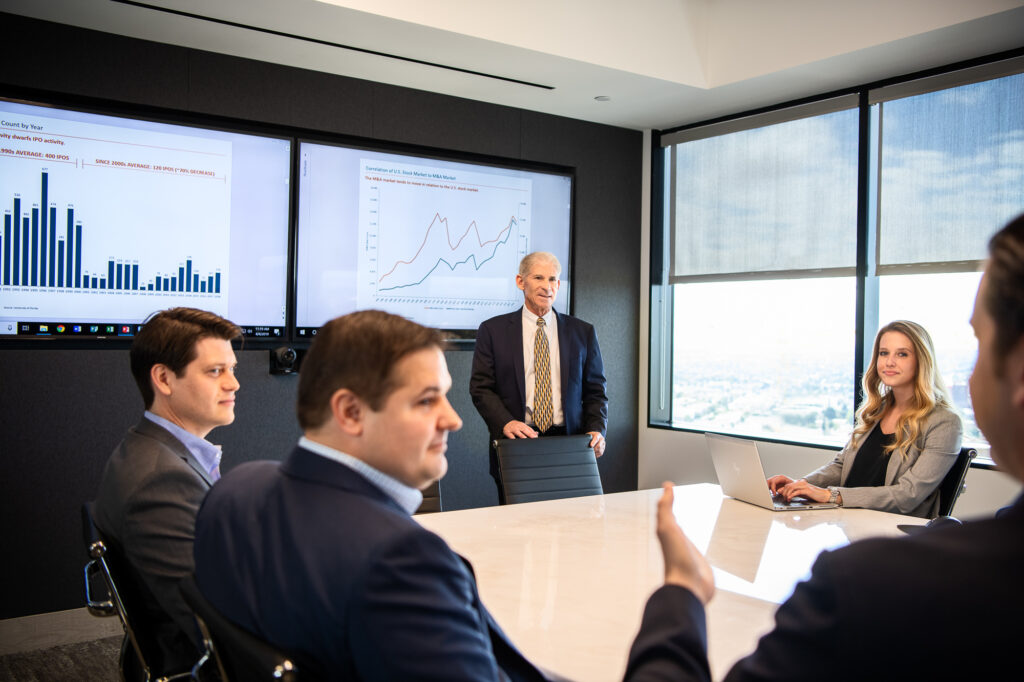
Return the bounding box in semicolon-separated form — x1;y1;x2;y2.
294;141;573;337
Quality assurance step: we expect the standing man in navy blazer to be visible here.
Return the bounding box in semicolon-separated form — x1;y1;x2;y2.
94;307;241;677
625;214;1024;681
470;252;608;501
194;310;549;681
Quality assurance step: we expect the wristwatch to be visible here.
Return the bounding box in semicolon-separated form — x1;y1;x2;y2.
827;486;842;505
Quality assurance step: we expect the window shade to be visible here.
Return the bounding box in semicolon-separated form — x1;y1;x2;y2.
670;107;860;282
875;70;1024;271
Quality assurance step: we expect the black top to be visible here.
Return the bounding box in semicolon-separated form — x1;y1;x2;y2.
845;424;895;488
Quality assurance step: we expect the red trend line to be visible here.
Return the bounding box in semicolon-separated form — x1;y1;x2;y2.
379;213;514;282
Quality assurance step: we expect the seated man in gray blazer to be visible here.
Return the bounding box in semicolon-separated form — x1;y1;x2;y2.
94;307;241;676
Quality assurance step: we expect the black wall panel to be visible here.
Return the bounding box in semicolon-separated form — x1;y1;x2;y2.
520;111;643;493
186;51;376;137
0;14;190;111
371;85;523;158
0;12;642;619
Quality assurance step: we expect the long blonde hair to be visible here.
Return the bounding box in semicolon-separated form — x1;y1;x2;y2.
850;320;953;458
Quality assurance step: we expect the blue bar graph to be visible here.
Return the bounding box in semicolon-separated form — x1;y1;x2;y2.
41;173;49;286
75;223;81;288
12;198;21;286
66;206;73;287
1;171;223;294
48;206;56;287
31;207;38;287
3;213;10;286
22;216;29;284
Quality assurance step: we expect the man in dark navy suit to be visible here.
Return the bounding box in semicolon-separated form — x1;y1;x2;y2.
625;214;1024;681
470;251;608;501
194;310;548;681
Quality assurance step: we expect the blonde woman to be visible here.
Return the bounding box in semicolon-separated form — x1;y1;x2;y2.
767;320;963;517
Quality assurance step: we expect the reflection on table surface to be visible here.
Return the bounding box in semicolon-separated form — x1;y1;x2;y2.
416;483;923;682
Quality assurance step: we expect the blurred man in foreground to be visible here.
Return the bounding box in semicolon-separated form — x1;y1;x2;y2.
194;310;548;680
626;214;1024;681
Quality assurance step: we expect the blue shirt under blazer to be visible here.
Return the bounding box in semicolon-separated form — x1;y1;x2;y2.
193;446;547;681
470;308;608;477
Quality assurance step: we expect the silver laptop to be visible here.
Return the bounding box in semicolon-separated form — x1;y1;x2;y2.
706;432;838;511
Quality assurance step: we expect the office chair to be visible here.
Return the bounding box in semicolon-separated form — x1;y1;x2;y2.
415;480;443;514
494;434;604;504
81;502;193;682
936;447;977;518
180;575;305;682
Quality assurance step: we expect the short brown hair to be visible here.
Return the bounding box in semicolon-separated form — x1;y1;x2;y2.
985;213;1024;371
297;310;447;430
130;308;242;408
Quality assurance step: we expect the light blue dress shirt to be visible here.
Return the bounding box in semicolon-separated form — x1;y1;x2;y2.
299;436;424;515
144;410;222;481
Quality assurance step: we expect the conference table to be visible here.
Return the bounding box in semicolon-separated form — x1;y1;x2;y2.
416;483;925;681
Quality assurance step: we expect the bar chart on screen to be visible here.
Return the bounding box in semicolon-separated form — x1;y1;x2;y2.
356;159;530;326
0;108;232;322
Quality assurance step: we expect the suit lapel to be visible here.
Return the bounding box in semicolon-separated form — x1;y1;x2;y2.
456;553;542;680
135;418;215;486
510;311;526;410
282;446;403;512
555;310;570;406
884;436;905;486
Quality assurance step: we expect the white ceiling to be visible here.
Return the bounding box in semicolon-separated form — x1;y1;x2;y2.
4;0;1024;130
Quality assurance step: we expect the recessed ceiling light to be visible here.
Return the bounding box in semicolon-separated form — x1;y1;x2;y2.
594;95;611;102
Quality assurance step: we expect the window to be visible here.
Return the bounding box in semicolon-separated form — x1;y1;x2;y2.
877;272;983;444
871;67;1024;447
671;277;855;446
652;55;1024;451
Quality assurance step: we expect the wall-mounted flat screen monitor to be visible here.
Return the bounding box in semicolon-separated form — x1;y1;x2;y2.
294;140;573;339
0;97;291;341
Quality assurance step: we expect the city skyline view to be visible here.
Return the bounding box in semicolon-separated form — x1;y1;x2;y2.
671;274;986;451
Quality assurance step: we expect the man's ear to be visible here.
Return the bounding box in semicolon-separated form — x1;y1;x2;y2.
515;274;525;292
150;364;174;398
330;389;365;436
1010;339;1024;411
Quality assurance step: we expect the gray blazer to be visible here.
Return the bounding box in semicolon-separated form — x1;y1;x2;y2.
93;417;214;673
804;406;962;518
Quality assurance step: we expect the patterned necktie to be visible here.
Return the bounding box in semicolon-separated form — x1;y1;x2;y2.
533;318;553;433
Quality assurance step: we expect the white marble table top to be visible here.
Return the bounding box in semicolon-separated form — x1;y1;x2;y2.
416;483;924;681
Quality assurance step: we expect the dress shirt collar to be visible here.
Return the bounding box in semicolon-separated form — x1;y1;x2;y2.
522;305;557;329
143;410;222;480
298;436;424;515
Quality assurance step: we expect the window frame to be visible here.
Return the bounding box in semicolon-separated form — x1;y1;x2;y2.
649;50;1024;468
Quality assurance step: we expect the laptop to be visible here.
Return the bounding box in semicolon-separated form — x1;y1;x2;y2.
706;432;838;511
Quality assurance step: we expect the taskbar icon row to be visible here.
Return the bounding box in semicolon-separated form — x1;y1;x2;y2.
16;322;142;337
12;322;286;339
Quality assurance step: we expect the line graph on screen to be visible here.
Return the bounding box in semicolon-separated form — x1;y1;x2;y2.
357;159;530;321
376;212;520;292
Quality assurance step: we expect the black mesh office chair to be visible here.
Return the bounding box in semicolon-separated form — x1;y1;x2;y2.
81;502;193;682
415;480;443;514
180;575;306;682
936;447;977;518
494;434;604;504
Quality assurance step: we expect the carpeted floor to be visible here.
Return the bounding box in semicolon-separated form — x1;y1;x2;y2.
0;635;121;681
